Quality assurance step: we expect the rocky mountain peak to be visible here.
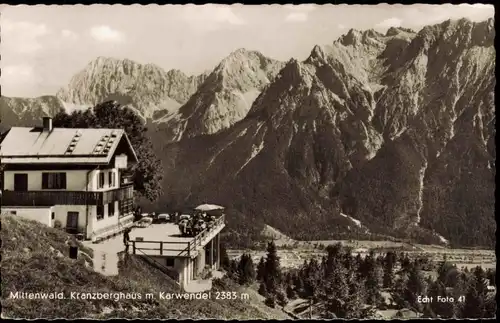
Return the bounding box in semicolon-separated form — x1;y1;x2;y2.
56;57;207;120
270;58;312;91
363;29;383;39
154;49;285;141
91;56;118;65
338;28;387;49
309;44;326;61
166;69;187;78
386;26;416;37
214;48;273;76
414;17;495;52
202;48;284;93
340;28;363;46
282;58;306;78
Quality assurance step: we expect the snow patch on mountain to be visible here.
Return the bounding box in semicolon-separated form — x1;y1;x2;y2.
207;127;249;167
340;212;362;228
235;139;265;176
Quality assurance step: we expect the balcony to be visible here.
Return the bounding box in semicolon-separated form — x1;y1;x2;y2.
1;185;134;207
121;174;133;186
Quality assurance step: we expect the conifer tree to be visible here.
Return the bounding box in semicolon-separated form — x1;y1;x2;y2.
485;268;496;286
294;274;305;296
364;252;383;305
391;272;409;308
220;243;231;270
263;241;282;294
400;253;412;273
405;261;428;313
256;256;266;281
323;260;349;316
265;295;276;308
237;254;256;285
437;261;459;287
461;266;488;318
286;283;296;299
428;280;455;318
383;251;397;288
342;269;368;318
422;303;436;318
258;281;268;297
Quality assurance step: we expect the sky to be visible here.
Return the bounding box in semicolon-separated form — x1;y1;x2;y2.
0;4;494;98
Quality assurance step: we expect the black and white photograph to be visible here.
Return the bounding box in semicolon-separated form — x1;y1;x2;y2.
0;3;496;320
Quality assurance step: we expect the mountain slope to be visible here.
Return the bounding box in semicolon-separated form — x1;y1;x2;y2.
152;49;284;142
337;18;495;246
149;18;495;248
1;215;289;319
56;57;208;120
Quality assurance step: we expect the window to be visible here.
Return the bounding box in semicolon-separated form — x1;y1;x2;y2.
166;258;175;267
97;205;104;220
108;202;115;217
119;198;133;218
42;173;67;189
98;173;105;189
51;212;55;220
10;211;17;215
14;173;28;191
109;172;115;188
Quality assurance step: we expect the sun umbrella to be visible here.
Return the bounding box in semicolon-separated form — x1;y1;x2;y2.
194;204;225;212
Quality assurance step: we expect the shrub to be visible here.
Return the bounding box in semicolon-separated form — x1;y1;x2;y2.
265;295;276;308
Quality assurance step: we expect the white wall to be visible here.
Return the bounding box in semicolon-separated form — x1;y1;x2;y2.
2;207;53;227
3;170;88;191
88;168;120;192
90;201;119;232
52;205;88;232
159;257;197;289
196;248;206;275
4;168;121;192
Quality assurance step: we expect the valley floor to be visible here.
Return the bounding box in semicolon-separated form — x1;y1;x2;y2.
228;239;496;270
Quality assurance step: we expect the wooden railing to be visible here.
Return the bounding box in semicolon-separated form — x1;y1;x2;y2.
1;185;133;206
102;184;133;204
131;214;226;258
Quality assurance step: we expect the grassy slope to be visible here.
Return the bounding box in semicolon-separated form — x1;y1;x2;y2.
1;216;289;319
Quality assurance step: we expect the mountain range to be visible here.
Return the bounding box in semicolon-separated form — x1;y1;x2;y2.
0;18;495;249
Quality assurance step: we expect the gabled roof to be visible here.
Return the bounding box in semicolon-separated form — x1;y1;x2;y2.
0;127;139;165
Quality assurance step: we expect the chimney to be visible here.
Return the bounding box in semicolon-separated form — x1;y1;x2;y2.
42;117;53;132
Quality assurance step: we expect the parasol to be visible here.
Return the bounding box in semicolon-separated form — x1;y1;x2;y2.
194;204;225;212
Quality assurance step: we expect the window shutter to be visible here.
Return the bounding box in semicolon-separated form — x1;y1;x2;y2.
61;173;67;189
42;173;49;189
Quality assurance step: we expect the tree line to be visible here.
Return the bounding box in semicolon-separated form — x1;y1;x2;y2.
222;241;496;319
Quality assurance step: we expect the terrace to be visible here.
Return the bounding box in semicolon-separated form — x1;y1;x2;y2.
130;214;226;258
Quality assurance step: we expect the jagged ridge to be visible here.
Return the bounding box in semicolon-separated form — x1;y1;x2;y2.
153;48;285;142
148;18;495;248
56;57;208;120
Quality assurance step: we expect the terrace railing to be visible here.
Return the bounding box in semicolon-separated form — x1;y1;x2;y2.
130;214;225;258
1;185;133;206
92;212;134;239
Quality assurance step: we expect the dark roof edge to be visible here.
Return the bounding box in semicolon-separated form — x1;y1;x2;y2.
0;154;108;158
